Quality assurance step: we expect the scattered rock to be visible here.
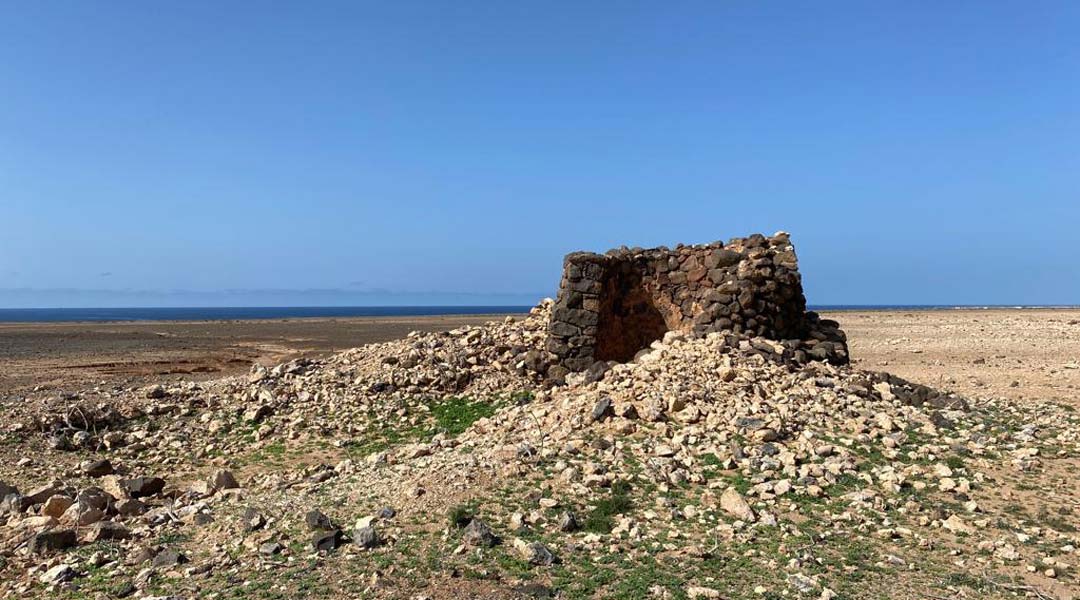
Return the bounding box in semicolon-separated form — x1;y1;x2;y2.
512;538;554;565
304;510;334;531
30;529;77;554
462;519;498;547
39;563;76;585
353;525;379;549
312;529;344;552
82;459;114;477
720;487;755;522
209;469;239;491
152;549;188;568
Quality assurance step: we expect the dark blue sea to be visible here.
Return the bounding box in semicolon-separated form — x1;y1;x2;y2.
0;305;1074;323
0;306;533;323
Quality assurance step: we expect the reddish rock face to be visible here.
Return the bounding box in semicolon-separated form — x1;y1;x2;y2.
546;233;848;373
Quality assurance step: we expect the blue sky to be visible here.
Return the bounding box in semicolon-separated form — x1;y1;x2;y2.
2;1;1077;307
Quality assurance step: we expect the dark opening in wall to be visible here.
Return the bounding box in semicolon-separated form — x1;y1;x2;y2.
593;270;669;363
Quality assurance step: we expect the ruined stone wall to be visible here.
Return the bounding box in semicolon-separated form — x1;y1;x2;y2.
546;232;847;375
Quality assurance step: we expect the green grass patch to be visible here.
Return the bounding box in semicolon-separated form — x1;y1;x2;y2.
584;480;633;533
431;397;497;436
945;455;965;470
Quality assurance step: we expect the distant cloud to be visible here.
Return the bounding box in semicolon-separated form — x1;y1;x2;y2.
347;280;367;287
98;272;113;277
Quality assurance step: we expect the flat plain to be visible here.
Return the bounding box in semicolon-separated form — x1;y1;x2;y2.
5;309;1077;405
0;315;510;396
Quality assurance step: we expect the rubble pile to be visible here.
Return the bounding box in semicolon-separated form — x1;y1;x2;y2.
1;301;1078;599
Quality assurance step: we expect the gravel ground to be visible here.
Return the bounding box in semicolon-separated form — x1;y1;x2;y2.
1;308;1078;600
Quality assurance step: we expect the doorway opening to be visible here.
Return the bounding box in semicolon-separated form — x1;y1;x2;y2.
593;270;669;362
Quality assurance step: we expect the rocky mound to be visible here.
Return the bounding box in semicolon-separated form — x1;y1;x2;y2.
1;303;1076;599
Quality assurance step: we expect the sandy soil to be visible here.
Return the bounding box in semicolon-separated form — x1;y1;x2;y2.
0;315;515;397
828;309;1080;405
3;309;1077;406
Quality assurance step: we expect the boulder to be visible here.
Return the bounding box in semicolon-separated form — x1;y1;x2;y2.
720;487;755;522
30;529;77;554
512;538;555;566
462;518;498;547
353;525;379;549
312;529;343;552
82;459;114;477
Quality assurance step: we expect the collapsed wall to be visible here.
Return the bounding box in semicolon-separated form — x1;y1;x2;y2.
546;232;847;374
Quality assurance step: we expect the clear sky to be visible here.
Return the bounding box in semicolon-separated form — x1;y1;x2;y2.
2;1;1078;307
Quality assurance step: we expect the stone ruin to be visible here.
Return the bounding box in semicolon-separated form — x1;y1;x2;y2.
546;232;848;376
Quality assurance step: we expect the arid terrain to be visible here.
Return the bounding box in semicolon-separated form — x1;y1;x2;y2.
840;309;1080;405
0;315;511;396
1;308;1078;599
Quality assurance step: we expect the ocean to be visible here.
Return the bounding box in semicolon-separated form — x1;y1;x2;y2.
0;306;534;323
0;305;1075;323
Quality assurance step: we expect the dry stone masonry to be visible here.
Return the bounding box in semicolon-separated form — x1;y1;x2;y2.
546;232;848;374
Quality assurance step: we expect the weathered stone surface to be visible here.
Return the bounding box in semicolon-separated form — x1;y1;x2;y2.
120;477;165;498
82;459;114;477
88;521;131;541
512;538;555;565
546;233;849;373
462;518;497;547
720;487;755;522
304;509;334;530
209;470;239;491
30;528;77;554
312;529;343;552
353;525;379;549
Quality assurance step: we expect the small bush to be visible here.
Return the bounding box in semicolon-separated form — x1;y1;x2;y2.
448;504;475;528
584;481;633;533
